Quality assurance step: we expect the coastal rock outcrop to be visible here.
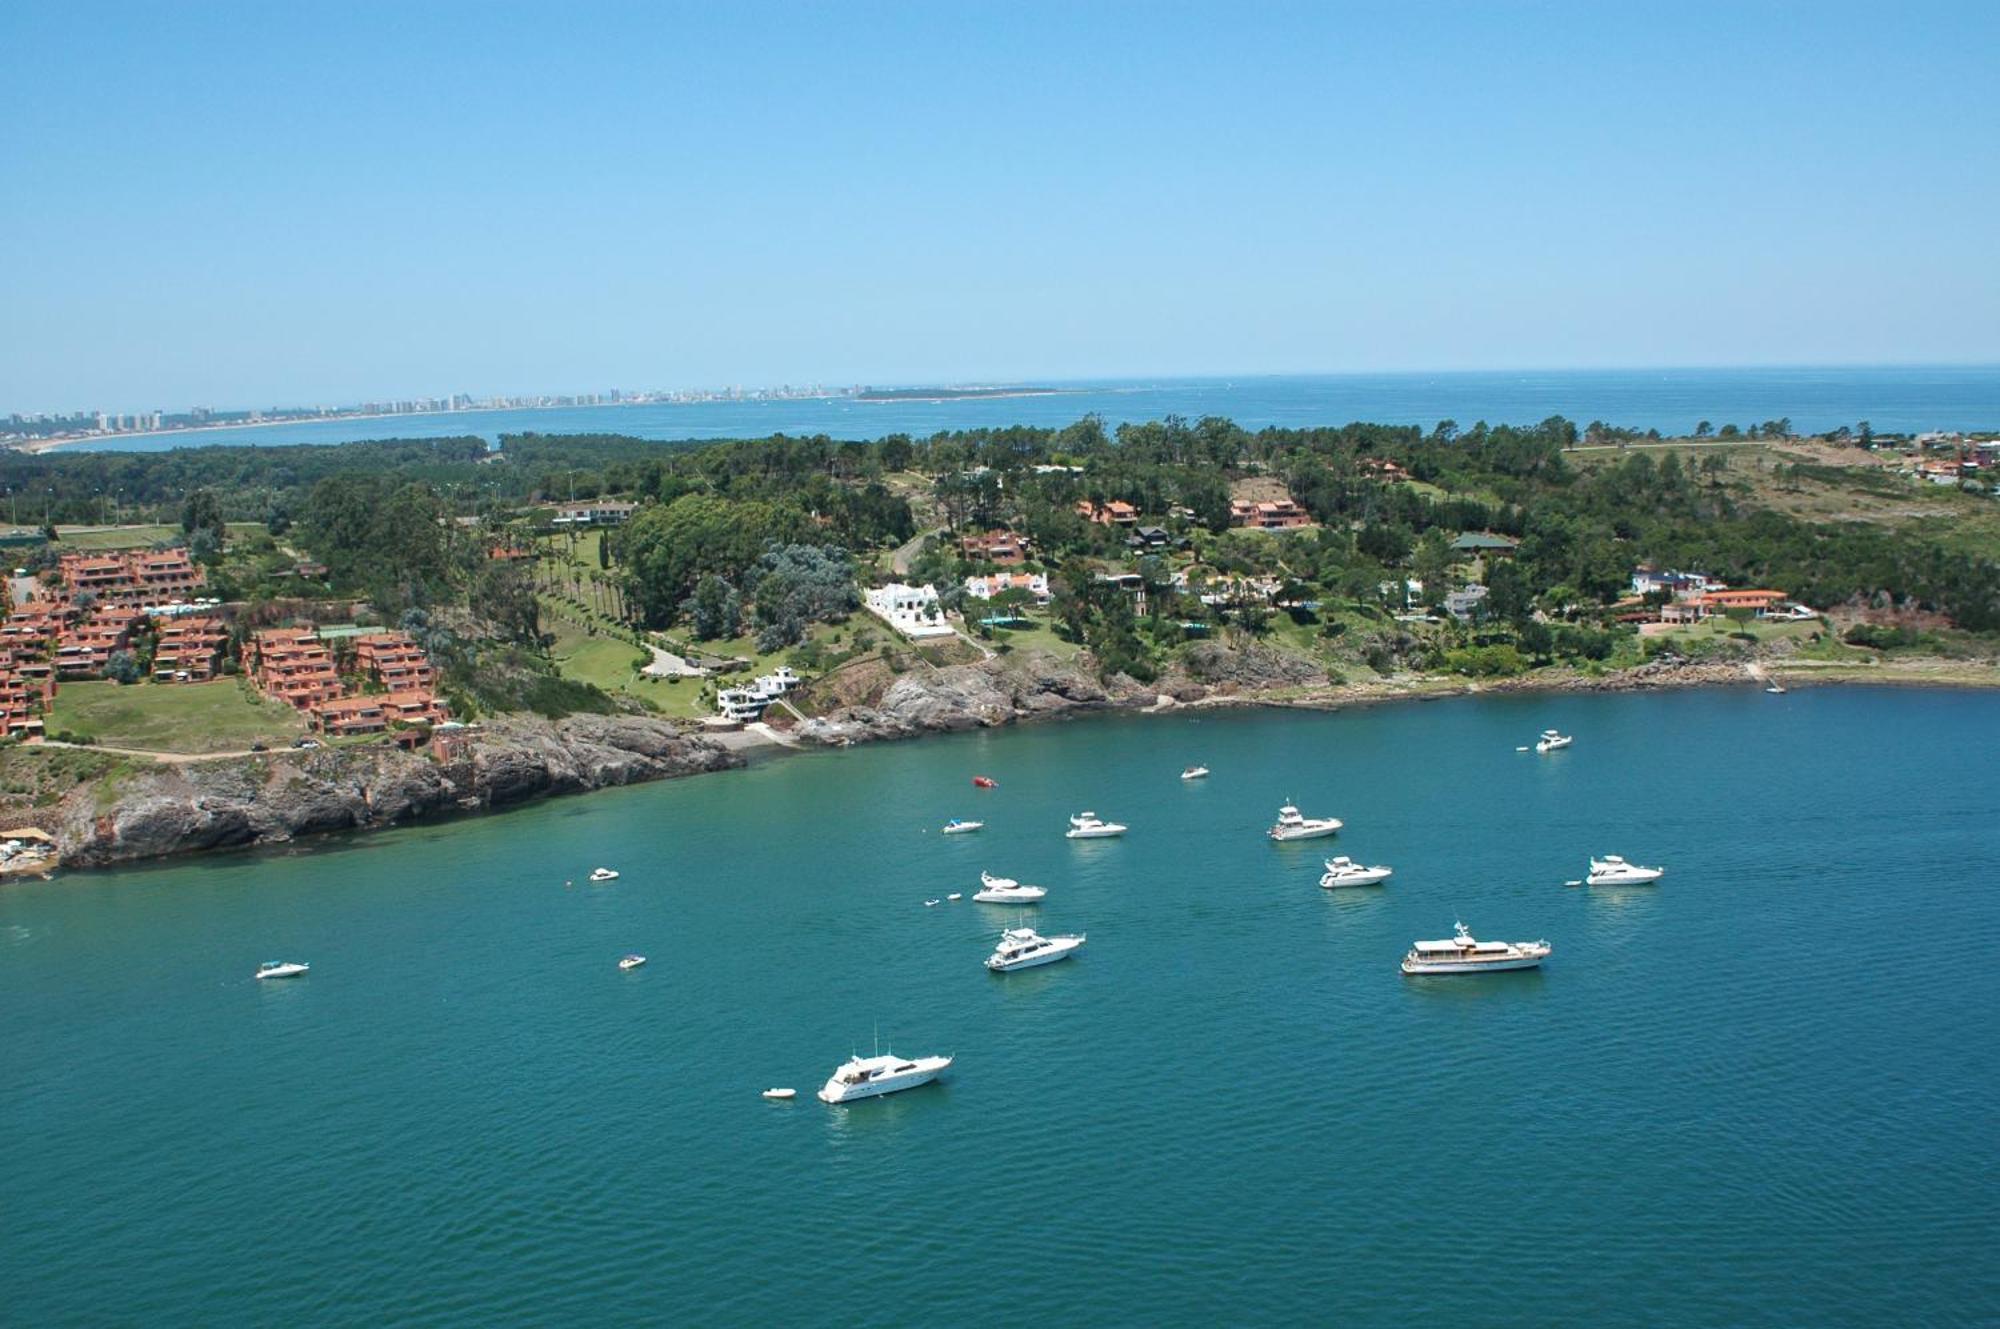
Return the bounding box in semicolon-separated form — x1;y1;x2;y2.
50;715;740;868
793;650;1147;745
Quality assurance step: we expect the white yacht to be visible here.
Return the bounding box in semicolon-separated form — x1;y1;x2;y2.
1401;922;1551;975
1535;730;1573;753
618;953;647;971
972;871;1046;904
588;867;620;882
1268;803;1342;841
1065;812;1127;839
254;960;309;980
816;1051;953;1104
1319;856;1392;888
1181;765;1210;781
1586;855;1665;886
941;819;984;835
984;926;1086;972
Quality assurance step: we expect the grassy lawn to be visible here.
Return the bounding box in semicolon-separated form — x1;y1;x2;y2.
963;609;1084;660
53;522;266;550
48;679;307;753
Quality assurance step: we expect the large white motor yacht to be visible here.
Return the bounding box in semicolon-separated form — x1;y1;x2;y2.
1401;922;1551;975
815;1052;953;1104
1535;730;1573;753
255;960;309;980
984;926;1086;972
1268;803;1342;841
1319;856;1392;888
1065;812;1127;839
1586;855;1665;886
972;871;1047;904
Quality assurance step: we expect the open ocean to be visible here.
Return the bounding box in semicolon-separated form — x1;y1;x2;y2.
59;365;2000;451
4;687;1998;1325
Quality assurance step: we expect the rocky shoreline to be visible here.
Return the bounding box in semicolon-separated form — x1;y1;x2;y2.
14;644;1993;873
45;714;741;869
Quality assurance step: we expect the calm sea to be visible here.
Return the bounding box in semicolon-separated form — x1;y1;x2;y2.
4;687;1998;1326
62;365;2000;452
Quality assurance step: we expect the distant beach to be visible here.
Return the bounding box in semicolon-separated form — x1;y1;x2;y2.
22;366;2000;455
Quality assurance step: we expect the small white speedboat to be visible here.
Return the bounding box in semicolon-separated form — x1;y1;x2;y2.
1065;812;1127;839
254;960;309;980
984;926;1086;972
1586;855;1665;886
816;1052;952;1104
1181;765;1210;781
946;893;962;901
1535;730;1572;753
589;867;620;882
618;954;647;971
1401;922;1551;975
972;871;1046;904
762;1087;797;1101
941;819;984;835
1766;682;1786;695
1319;856;1392;888
1269;803;1342;841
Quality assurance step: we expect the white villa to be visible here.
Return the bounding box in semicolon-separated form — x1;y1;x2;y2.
963;571;1050;605
714;666;804;721
864;582;955;639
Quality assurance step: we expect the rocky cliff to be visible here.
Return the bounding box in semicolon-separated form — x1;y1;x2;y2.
49;714;740;868
792;650;1157;745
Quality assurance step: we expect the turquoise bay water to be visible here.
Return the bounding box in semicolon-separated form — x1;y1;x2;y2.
4;687;1998;1325
64;365;2000;452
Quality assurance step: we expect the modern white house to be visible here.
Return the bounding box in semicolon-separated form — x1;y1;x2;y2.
550;500;640;527
864;582;955;639
1444;584;1490;620
963;572;1050;605
716;687;769;721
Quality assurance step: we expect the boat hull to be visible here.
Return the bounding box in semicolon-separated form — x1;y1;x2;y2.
1401;954;1547;975
1320;869;1391;888
985;938;1083;971
1270;824;1340;841
1065;828;1125;839
816;1060;951;1104
972;889;1044;903
941;825;982;835
1587;870;1663;886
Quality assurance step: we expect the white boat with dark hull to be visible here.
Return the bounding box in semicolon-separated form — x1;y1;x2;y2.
815;1052;953;1104
1181;765;1210;781
1585;855;1665;886
1269;803;1342;842
984;926;1086;972
1401;922;1551;975
1534;730;1573;753
1319;856;1392;888
941;819;984;835
255;960;309;980
1065;812;1127;839
972;871;1046;904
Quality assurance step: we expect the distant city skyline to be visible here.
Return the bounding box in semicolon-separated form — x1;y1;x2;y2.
4;3;1996;410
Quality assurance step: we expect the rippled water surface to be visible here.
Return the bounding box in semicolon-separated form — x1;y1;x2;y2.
4;688;1998;1325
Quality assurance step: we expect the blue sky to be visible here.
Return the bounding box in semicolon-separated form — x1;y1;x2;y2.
3;1;1996;411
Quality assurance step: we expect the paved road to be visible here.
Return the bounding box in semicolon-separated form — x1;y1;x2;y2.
890;527;944;576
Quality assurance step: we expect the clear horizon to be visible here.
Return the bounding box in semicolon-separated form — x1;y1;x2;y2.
4;2;1996;411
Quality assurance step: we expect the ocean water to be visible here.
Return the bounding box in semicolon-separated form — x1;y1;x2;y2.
3;687;1998;1326
62;365;2000;452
